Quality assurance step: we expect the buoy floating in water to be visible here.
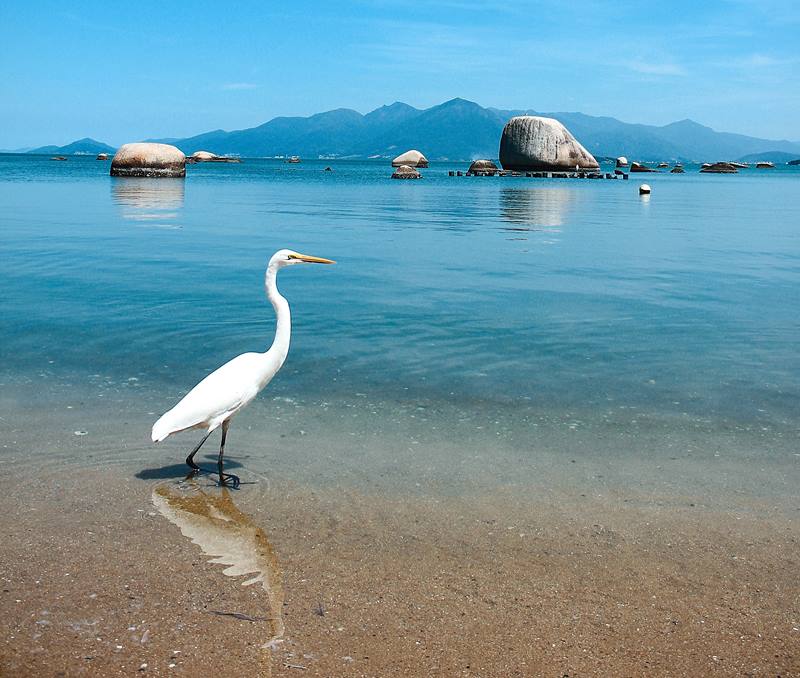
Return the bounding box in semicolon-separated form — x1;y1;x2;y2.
639;184;651;195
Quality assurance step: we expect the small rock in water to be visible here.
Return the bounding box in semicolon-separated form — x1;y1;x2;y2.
74;430;88;436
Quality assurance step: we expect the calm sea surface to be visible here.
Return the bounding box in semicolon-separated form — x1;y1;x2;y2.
1;154;798;497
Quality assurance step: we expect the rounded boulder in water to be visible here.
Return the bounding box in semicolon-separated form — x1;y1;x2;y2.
499;116;599;171
111;143;186;178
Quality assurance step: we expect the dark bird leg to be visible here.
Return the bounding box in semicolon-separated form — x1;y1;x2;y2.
217;420;240;488
186;430;213;475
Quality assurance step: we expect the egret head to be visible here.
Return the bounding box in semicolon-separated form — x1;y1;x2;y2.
271;249;336;269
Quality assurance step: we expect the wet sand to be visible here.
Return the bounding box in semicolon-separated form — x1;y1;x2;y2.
1;461;798;677
1;380;798;675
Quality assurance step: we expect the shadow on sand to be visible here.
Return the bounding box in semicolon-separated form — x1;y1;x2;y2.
135;455;244;480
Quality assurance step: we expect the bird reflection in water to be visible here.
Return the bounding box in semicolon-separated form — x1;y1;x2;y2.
111;178;185;227
151;480;284;653
499;187;574;239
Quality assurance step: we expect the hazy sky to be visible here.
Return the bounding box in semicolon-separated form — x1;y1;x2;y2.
1;1;798;148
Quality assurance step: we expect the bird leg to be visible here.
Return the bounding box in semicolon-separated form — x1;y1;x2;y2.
217;421;240;488
186;430;213;475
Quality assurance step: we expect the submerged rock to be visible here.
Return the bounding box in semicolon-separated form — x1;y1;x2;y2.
391;165;421;179
111;143;186;178
467;159;499;176
392;150;428;168
670;165;685;173
499;116;599;171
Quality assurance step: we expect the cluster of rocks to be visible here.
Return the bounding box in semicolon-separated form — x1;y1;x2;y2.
390;150;427;179
109;143;242;178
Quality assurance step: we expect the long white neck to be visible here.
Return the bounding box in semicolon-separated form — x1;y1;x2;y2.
265;263;291;365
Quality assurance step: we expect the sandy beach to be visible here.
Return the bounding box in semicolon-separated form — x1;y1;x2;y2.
1;384;798;677
2;469;798;677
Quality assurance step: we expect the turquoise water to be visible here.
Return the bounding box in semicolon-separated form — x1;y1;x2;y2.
3;155;799;412
1;154;799;497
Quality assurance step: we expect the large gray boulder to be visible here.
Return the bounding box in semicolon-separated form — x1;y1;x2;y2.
111;142;186;177
499;116;599;171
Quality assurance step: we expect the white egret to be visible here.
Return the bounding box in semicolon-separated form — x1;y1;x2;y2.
151;249;335;486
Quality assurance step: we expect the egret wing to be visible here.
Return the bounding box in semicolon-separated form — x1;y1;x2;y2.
152;353;262;441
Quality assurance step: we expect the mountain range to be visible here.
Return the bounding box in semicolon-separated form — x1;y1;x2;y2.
24;137;116;156
23;98;800;163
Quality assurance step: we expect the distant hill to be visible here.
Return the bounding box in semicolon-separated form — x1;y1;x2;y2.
27;137;116;155
736;150;800;164
20;100;800;162
166;98;800;162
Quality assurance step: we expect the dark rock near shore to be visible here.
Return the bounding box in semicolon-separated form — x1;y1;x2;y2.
111;143;186;178
700;162;738;174
499;116;599;171
630;162;658;173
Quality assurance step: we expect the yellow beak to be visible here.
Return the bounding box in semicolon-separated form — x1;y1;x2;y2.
290;253;336;264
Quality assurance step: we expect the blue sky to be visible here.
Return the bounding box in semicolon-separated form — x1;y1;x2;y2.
1;1;798;147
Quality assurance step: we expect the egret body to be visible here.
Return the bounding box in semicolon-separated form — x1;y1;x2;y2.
151;249;335;485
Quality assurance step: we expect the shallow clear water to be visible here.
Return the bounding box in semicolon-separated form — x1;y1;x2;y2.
1;154;799;498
